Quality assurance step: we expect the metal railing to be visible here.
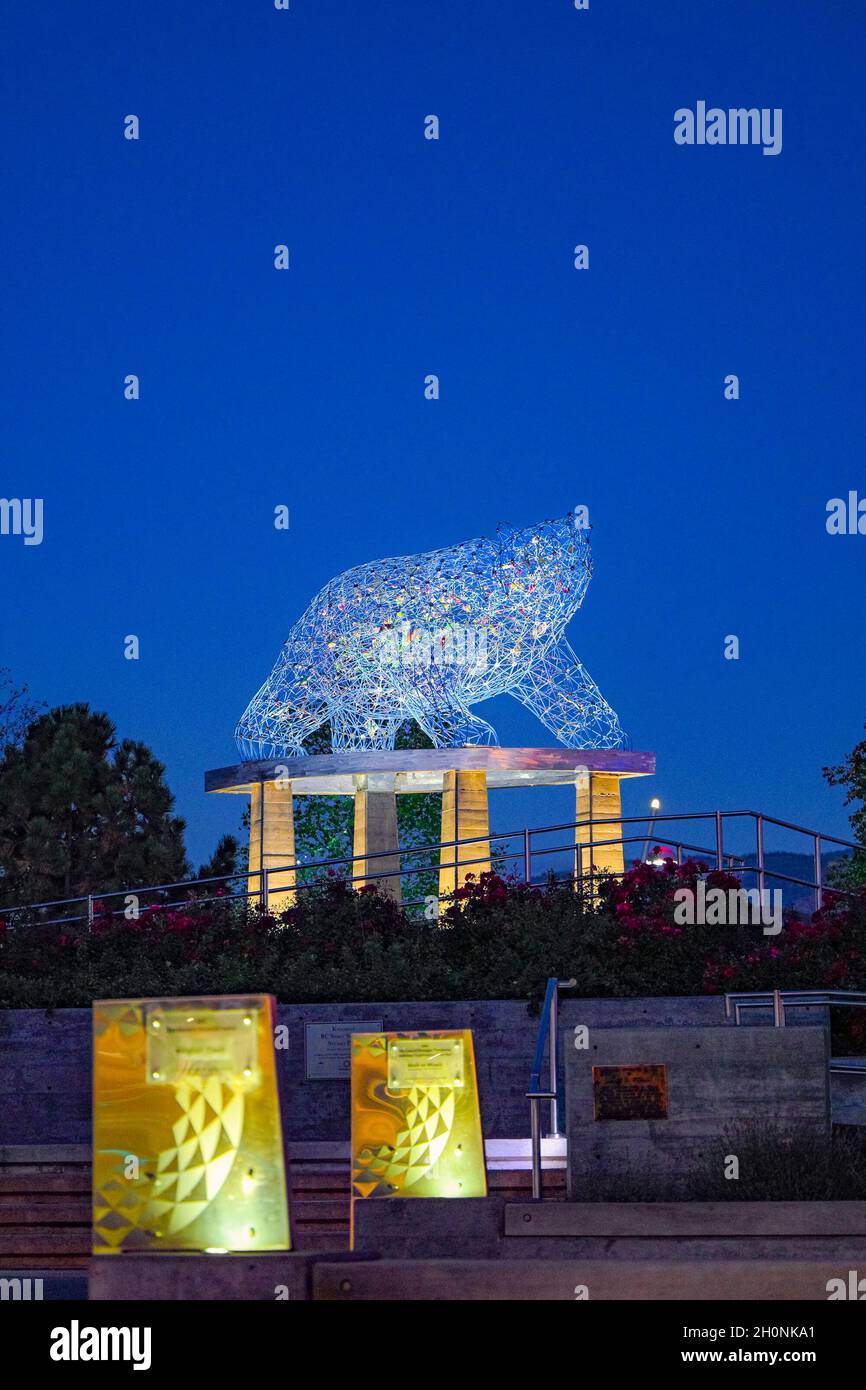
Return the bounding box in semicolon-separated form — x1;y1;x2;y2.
566;809;863;912
726;989;866;1079
526;977;575;1200
726;987;866;1027
2;807;862;930
725;988;866;1074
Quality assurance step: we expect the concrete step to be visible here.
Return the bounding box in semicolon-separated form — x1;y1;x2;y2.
506;1201;866;1238
313;1257;857;1301
353;1194;866;1265
83;1252;864;1301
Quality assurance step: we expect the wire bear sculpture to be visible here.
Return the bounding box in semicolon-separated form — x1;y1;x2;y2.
236;512;626;758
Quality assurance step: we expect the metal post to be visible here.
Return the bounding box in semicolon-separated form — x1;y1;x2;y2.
549;985;560;1137
641;815;657;864
523;826;532;886
530;1098;542;1200
715;811;724;870
814;834;823;913
87;895;94;928
773;988;785;1027
676;843;683;866
259;778;267;908
756;815;765;899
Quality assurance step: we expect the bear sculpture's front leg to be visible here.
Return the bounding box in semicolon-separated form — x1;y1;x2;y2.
235;667;327;761
510;638;626;749
405;698;498;749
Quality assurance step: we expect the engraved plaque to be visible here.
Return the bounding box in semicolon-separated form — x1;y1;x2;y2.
592;1064;668;1120
304;1020;383;1080
146;1006;258;1085
387;1036;465;1090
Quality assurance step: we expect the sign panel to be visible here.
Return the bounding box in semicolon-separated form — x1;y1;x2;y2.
147;1007;258;1084
350;1030;486;1245
93;994;290;1254
304;1020;383;1080
387;1036;465;1090
592;1063;668;1121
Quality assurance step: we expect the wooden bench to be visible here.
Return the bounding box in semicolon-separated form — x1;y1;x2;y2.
0;1143;563;1268
0;1145;90;1270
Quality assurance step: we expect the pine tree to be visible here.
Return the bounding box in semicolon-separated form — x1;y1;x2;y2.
0;704;190;906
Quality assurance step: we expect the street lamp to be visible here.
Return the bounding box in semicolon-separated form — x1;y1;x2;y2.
643;797;662;863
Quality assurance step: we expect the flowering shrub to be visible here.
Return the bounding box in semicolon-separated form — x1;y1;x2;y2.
0;859;864;1028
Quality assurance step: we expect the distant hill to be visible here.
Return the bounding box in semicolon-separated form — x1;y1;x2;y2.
736;850;852;912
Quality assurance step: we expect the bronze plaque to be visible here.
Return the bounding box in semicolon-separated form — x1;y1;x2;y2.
592;1064;668;1120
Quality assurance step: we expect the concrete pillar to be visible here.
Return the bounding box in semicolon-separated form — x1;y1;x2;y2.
248;780;296;914
439;770;491;901
575;772;624;880
352;776;402;904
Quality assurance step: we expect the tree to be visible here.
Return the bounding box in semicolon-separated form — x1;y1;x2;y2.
197;834;240;884
0;704;190;907
290;720;442;901
0;668;41;754
824;724;866;887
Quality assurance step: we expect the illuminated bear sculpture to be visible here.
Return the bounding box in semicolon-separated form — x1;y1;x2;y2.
236;512;626;757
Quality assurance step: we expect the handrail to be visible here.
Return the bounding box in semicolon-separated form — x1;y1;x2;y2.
725;989;866;1092
526;976;576;1200
3;806;863;928
725;988;866;1027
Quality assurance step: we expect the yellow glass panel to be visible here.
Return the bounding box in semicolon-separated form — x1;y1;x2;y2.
350;1029;486;1242
92;994;290;1254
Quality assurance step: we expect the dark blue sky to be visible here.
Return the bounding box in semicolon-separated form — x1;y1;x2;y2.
1;0;864;867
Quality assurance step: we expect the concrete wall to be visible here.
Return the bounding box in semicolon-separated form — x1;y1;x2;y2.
353;1195;866;1265
0;997;729;1146
566;1025;830;1197
0;997;842;1148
